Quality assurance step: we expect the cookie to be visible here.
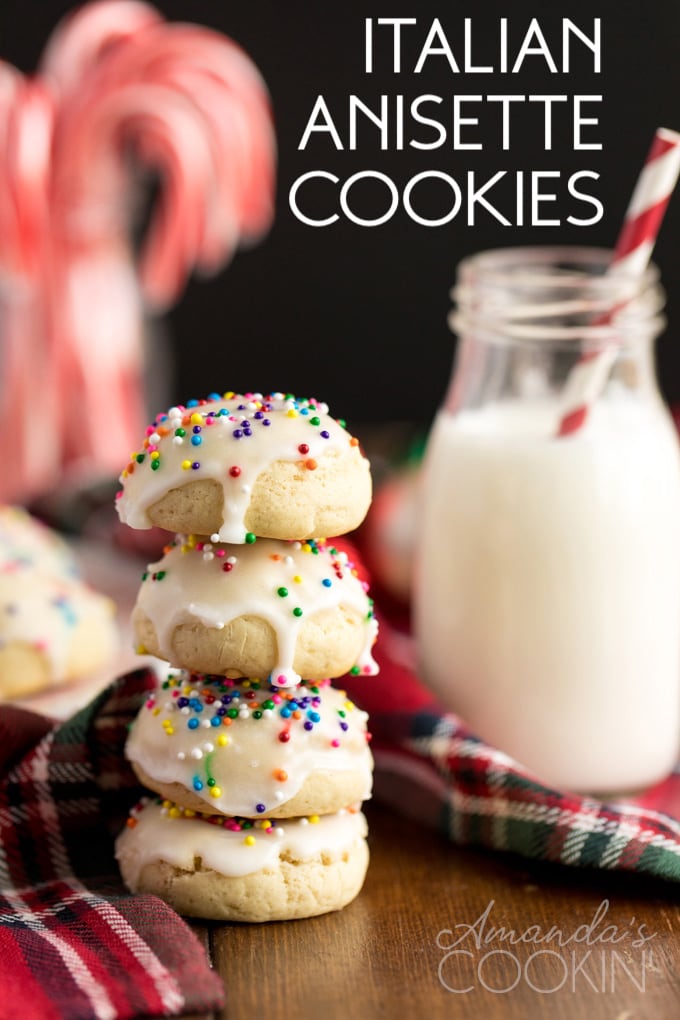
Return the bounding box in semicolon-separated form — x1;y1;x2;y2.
116;392;372;543
0;505;77;578
0;572;118;699
132;536;378;687
125;674;373;818
116;799;369;922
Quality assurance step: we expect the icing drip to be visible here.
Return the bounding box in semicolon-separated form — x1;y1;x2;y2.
125;674;373;816
116;392;368;543
134;536;379;687
116;799;368;883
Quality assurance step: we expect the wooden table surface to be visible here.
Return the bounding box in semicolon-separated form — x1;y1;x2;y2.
182;800;680;1020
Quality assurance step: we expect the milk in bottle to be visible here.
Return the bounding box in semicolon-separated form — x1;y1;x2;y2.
414;248;680;793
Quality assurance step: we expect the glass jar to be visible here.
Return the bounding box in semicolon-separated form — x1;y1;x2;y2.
414;247;680;794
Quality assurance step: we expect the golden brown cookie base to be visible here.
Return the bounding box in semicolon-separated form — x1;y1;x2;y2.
0;626;117;701
146;449;372;541
131;761;372;819
133;605;368;681
122;837;369;922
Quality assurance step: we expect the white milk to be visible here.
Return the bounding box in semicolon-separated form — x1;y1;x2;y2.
415;396;680;792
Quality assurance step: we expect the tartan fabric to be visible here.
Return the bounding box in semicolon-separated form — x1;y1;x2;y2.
0;668;225;1020
343;617;680;884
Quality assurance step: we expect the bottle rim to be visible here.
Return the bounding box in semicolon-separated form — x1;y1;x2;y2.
451;245;665;347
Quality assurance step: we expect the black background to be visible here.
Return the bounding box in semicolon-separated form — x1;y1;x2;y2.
2;1;680;427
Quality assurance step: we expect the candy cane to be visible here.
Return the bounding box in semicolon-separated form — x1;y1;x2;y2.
52;21;275;301
0;76;63;503
40;0;162;98
101;24;276;241
52;80;218;299
7;79;54;277
44;6;274;481
49;81;219;477
0;2;276;502
0;62;24;272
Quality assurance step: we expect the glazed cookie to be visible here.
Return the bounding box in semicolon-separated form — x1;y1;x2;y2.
0;572;118;699
0;505;77;578
132;536;378;687
116;799;369;922
125;674;373;818
116;392;372;543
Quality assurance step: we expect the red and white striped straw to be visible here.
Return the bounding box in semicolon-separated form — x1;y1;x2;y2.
557;127;680;437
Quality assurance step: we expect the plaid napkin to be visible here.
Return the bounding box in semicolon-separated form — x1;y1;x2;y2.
343;615;680;883
0;668;225;1020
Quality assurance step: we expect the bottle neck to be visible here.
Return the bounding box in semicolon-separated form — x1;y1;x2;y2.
445;246;666;416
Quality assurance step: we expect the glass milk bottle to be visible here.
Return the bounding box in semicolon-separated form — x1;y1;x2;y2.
414;247;680;793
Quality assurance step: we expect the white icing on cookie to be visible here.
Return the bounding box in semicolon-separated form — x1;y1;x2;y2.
116;800;368;883
0;572;116;679
0;505;76;578
125;674;373;817
116;392;367;543
133;536;379;688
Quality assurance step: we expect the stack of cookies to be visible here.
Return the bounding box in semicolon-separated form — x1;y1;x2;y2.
114;392;378;922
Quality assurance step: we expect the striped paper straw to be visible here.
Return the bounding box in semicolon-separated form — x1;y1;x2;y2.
557;127;680;437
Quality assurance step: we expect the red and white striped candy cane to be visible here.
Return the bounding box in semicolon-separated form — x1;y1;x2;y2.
0;2;277;502
40;0;162;98
0;62;24;272
68;21;276;297
50;80;218;478
557;127;680;438
0;76;64;503
48;4;274;483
